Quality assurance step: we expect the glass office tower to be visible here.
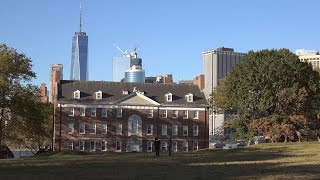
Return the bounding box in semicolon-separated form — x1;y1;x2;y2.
70;31;88;80
112;56;130;82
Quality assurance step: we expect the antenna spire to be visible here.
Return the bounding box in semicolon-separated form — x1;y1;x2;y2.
80;1;83;32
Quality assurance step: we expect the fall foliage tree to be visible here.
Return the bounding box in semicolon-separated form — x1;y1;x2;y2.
214;49;320;141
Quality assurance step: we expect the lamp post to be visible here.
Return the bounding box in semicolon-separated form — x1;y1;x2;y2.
59;104;62;151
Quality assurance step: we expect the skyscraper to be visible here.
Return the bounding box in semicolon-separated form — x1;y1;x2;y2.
202;47;246;138
124;49;145;83
70;3;88;80
112;56;130;82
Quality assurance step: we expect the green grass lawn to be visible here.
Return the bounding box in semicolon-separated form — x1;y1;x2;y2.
1;142;320;179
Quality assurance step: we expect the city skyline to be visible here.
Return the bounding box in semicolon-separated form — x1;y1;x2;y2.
1;0;320;86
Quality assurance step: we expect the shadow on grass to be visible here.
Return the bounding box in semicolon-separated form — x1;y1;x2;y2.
1;144;320;179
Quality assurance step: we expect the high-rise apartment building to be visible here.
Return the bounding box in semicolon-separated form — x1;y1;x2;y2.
296;49;320;70
125;50;145;83
112;57;130;82
202;47;246;138
70;3;88;80
202;47;246;97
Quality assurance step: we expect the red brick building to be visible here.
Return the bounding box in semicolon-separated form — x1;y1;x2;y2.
54;80;209;152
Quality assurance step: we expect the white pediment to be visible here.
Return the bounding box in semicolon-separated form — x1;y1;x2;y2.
117;92;160;106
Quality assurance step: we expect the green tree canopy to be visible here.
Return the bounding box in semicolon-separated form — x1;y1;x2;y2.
214;49;320;141
0;44;52;151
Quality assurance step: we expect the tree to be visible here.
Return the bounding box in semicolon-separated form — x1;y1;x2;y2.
215;49;320;141
0;44;52;151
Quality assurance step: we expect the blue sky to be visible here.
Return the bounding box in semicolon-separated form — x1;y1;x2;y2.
1;0;320;87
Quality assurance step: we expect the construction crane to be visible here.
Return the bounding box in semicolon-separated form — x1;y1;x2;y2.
113;43;130;58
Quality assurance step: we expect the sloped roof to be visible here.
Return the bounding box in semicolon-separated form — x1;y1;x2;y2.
58;80;209;107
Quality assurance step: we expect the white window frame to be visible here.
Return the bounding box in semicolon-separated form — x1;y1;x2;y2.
173;141;178;152
102;124;107;134
68;108;74;116
90;140;96;151
162;110;167;118
68;123;74;134
91;108;96;117
90;123;96;134
147;141;153;152
116;124;122;135
173;110;178;119
80;108;85;116
162;124;167;135
79;123;85;134
193;142;199;151
166;93;172;102
147;125;153;135
95;91;102;100
183;125;188;136
172;125;178;136
183;110;188;119
102;108;108;117
73;90;80;99
147;109;153;118
183;141;189;152
193;125;199;136
68;140;74;150
79;140;85;151
101;140;107;151
186;93;193;102
116;141;122;152
193;111;199;119
161;142;168;152
117;108;122;117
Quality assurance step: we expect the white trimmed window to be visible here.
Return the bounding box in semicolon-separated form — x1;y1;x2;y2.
162;124;167;135
117;108;122;117
193;142;199;151
147;125;153;135
80;108;85;116
79;123;85;134
90;140;96;151
101;140;107;151
162;110;167;118
193;125;199;136
173;141;178;152
122;90;128;95
183;110;188;119
68;123;74;134
172;125;178;136
68;108;74;116
186;93;193;102
116;124;122;135
91;108;96;116
161;142;168;152
73;90;80;99
79;140;85;151
116;141;122;152
173;110;178;119
68;140;74;150
95;91;102;99
147;109;153;118
147;141;153;152
183;141;189;152
193;111;199;119
166;93;172;102
102;124;107;134
102;108;108;117
90;124;96;134
183;125;188;136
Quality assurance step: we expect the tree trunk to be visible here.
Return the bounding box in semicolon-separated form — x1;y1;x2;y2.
0;108;3;146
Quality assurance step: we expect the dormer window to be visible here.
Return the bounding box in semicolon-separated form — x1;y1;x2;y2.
165;93;172;102
122;90;128;95
95;91;102;99
186;93;193;102
73;90;80;99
